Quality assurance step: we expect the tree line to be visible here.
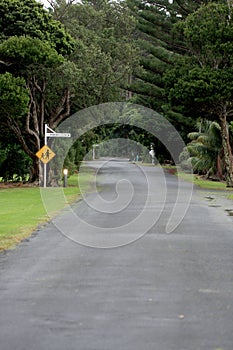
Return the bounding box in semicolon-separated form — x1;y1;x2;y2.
0;0;233;186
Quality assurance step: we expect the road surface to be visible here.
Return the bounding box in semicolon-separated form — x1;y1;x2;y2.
0;159;233;350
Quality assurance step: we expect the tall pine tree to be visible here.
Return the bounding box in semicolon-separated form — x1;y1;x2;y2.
126;0;210;136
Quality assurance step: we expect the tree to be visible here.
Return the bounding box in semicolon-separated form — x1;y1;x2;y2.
0;73;31;181
125;1;208;107
180;120;223;179
0;72;29;120
41;0;143;176
0;143;32;182
0;0;75;182
125;0;225;147
165;2;233;186
0;0;73;54
0;36;71;181
48;0;139;109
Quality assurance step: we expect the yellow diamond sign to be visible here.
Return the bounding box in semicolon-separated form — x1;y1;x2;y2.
36;145;56;164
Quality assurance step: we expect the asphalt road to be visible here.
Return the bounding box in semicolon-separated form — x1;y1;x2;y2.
1;159;233;350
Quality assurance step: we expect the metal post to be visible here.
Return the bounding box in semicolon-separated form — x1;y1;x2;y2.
63;169;68;187
63;174;67;188
44;124;48;188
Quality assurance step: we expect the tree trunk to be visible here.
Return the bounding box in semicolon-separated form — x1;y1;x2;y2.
219;112;233;187
216;152;223;180
29;156;40;183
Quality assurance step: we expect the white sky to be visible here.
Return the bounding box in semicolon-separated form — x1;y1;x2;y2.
36;0;49;8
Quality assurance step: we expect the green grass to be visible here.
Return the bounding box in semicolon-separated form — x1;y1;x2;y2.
0;171;94;251
142;163;233;190
163;165;233;191
177;171;233;190
0;187;48;251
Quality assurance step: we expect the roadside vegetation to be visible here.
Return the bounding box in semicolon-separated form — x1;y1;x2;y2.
177;172;233;191
0;170;93;251
164;165;233;193
1;0;233;250
1;0;233;187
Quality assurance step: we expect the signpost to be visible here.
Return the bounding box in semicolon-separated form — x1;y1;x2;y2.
36;124;71;188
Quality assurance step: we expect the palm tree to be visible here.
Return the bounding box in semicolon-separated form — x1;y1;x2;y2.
181;120;223;180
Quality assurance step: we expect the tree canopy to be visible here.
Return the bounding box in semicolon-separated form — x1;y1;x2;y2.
1;0;233;186
165;2;233;186
0;0;139;182
0;0;74;54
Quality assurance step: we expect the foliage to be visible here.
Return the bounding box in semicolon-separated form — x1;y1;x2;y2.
50;0;139;108
0;36;64;71
45;0;141;175
0;123;32;181
0;0;75;182
125;1;207;118
0;145;32;182
165;2;233;186
64;130;98;173
0;72;29;118
180;120;223;178
0;36;71;181
0;0;141;183
0;0;74;55
126;0;175;111
3;0;233;184
166;2;233;108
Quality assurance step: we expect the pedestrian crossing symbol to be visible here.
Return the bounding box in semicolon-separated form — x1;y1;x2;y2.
36;145;56;164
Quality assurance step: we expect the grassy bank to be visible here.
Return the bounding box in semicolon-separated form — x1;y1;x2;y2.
0;170;93;251
163;165;233;191
177;172;231;190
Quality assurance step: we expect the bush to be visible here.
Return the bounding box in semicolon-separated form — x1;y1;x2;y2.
0;145;31;182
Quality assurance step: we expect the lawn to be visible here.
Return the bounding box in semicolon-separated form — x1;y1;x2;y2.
0;170;94;251
164;166;233;191
177;172;232;190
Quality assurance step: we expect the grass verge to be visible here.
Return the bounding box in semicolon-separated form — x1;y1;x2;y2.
164;166;233;192
0;170;93;252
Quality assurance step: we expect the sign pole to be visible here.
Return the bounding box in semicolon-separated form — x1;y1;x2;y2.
44;124;48;188
37;124;71;188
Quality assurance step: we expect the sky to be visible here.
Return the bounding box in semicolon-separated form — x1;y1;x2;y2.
37;0;81;7
37;0;51;8
37;0;174;10
38;0;173;9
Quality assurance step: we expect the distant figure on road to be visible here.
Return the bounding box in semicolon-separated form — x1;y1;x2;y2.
149;149;155;165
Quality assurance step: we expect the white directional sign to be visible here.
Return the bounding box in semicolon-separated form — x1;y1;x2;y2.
46;132;71;138
45;124;71;140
